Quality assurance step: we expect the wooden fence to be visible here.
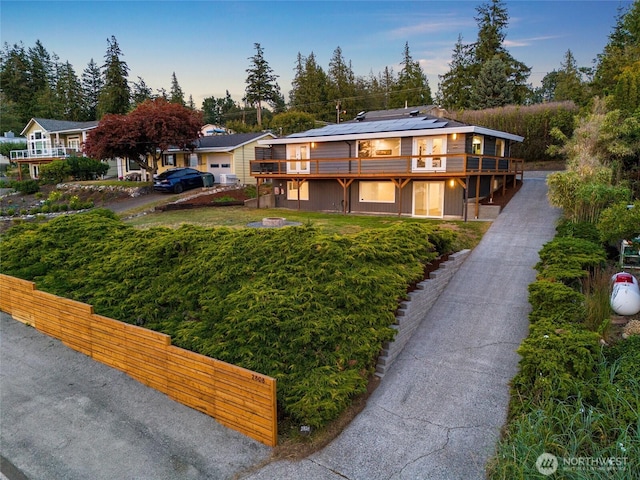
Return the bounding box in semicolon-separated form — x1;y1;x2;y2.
0;274;277;447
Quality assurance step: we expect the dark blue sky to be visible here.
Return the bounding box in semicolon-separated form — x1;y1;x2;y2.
1;1;632;106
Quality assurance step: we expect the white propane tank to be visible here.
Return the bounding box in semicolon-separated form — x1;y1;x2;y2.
610;272;640;316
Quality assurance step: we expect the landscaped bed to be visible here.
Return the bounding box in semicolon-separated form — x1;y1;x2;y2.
0;209;457;432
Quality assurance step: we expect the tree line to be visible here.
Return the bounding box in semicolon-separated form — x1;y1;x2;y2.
1;0;637;135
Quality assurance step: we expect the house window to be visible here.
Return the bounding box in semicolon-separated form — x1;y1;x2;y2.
68;137;80;152
359;181;395;203
221;163;231;168
189;153;198;167
358;138;400;158
414;136;447;171
287;180;309;201
163;154;175;167
495;139;505;157
29;131;46;155
472;136;483;155
210;164;220;168
128;159;140;171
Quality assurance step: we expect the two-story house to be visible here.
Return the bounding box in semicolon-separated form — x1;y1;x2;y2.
11;118;101;180
251;107;524;220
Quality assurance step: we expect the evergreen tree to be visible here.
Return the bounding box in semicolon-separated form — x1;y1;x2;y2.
0;92;23;135
55;61;83;120
97;36;130;117
470;55;514;109
389;42;432;108
472;0;531;105
593;1;640;97
169;72;185;106
554;49;587;104
437;35;474;110
378;66;396;110
535;70;560;103
81;58;103;120
202;90;238;125
0;42;32;129
244;43;281;127
28;40;59;117
28;40;55;93
187;94;195;110
289;51;329;120
131;76;154;106
327;46;357;119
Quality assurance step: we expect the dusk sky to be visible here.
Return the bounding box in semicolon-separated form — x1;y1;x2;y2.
1;1;633;108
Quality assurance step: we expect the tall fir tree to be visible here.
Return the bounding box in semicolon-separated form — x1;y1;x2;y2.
327;46;357;119
554;49;587;105
389;42;432;108
81;58;103;120
244;43;282;126
97;35;130;117
289;52;329;120
55;61;83;120
131;76;154;107
0;42;32;130
169;72;185;106
470;55;514;109
437;35;474;110
473;0;530;105
28;40;58;117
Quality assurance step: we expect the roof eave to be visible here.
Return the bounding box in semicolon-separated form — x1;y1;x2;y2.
258;126;523;145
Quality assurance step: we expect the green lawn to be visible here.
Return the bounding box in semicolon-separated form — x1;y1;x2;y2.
125;206;489;251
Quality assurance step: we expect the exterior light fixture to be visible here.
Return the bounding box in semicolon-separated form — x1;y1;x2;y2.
452;133;458;140
449;179;455;188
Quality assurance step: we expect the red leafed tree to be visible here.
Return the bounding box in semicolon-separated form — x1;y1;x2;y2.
85;98;203;178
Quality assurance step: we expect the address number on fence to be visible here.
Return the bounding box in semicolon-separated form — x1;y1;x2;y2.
252;374;266;384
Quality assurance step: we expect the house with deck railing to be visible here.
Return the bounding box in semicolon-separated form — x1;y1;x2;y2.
251;106;524;219
10;118;102;180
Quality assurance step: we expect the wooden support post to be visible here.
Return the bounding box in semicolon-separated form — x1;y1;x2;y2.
336;178;354;214
390;178;411;216
256;178;262;209
475;175;481;219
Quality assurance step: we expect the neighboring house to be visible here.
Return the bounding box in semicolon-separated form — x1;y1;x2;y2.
10;118;105;180
251;106;524;219
200;124;228;136
154;132;276;185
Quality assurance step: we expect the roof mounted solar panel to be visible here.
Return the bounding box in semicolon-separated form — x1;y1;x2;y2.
287;117;449;138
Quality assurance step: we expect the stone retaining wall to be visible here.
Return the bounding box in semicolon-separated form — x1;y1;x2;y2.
375;249;471;378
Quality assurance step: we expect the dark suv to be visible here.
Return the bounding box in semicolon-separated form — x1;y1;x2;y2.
153;168;204;193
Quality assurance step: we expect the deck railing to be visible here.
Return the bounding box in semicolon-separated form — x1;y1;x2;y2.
10;147;80;161
250;154;523;178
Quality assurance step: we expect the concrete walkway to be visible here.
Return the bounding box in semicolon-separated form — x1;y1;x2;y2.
242;172;561;480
